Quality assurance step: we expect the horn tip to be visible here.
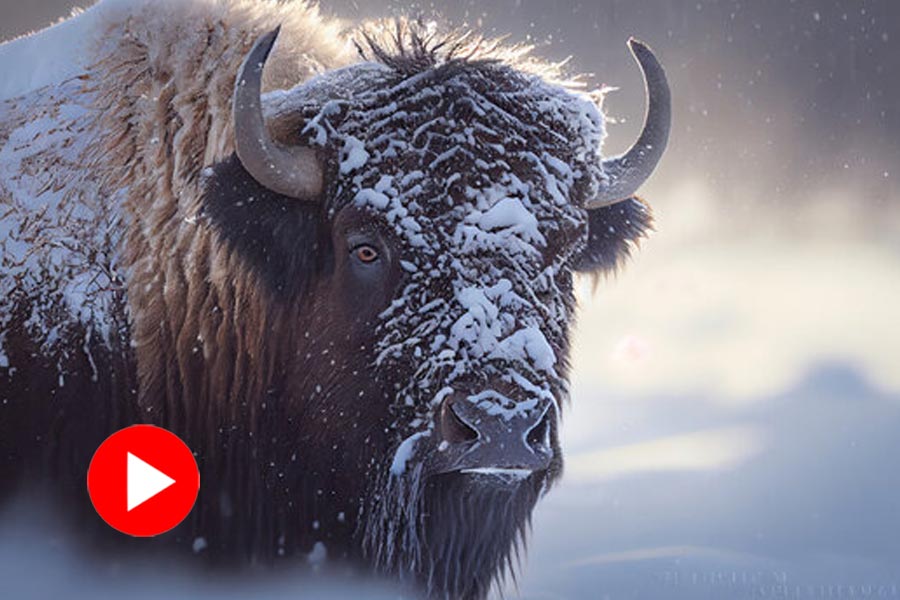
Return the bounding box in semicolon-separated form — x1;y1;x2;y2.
254;25;282;54
626;37;652;56
625;37;666;80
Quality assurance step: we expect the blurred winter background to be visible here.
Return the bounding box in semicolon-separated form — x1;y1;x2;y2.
2;0;899;598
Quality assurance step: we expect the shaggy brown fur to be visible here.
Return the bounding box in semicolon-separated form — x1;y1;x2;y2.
84;0;350;437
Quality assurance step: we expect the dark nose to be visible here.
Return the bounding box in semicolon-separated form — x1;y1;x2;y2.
438;392;554;473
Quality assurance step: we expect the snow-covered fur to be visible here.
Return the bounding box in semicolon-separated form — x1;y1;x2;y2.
0;0;351;408
3;0;353;412
0;1;654;599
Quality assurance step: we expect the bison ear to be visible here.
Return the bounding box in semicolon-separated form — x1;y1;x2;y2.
202;153;325;298
574;197;653;274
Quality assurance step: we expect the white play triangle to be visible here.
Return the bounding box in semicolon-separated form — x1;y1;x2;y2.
127;452;176;511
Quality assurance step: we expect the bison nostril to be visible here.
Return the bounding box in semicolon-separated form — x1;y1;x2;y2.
526;411;552;451
441;399;479;444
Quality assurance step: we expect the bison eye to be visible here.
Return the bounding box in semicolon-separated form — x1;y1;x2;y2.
353;244;380;264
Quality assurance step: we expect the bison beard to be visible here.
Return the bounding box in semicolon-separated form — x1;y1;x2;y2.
365;467;549;599
420;474;542;597
0;1;668;599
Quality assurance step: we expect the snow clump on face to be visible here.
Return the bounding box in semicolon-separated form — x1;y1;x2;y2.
282;23;609;444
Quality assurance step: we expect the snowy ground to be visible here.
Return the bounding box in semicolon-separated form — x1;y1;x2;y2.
518;366;900;599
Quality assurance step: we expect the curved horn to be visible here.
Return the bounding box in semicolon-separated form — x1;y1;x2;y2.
233;27;323;201
588;38;671;209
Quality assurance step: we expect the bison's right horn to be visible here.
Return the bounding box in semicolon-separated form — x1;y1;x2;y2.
233;27;324;201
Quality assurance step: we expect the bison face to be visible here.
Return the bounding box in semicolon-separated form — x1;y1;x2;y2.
205;25;668;599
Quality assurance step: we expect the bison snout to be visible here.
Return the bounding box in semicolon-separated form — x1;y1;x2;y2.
436;392;555;475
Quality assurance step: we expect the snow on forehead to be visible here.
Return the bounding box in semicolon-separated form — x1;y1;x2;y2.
284;59;607;253
266;57;603;423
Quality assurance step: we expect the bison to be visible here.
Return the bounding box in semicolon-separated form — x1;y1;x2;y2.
0;0;670;598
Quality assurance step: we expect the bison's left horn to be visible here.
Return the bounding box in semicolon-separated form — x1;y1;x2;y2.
588;38;671;209
233;27;324;201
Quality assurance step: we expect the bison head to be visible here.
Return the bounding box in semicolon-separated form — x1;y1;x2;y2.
202;23;669;599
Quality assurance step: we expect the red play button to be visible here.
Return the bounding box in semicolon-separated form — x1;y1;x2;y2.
87;425;200;537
